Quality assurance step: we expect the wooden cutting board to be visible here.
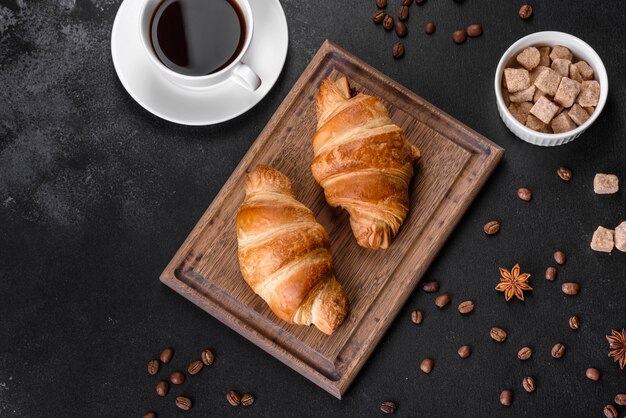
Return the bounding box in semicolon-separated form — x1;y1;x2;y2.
160;40;504;399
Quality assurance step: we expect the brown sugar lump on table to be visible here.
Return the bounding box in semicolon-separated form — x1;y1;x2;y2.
590;226;614;253
593;173;619;194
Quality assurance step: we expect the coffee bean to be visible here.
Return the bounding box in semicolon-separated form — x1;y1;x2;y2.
380;401;397;414
557;167;573;181
586;367;600;381
156;380;169;397
517;346;532;361
490;327;507;342
392;42;405;59
457;345;471;359
383;15;394;30
522;376;536;393
499;390;512;407
401;0;412;5
373;10;386;23
227;390;242;406
424;22;435;34
517;187;532;201
395;21;408;38
397;6;409;21
604;405;618;418
551;343;566;359
147;359;159;376
435;293;451;309
545;267;557;281
415;0;426;4
175;396;192;411
519;4;533;20
420;358;434;374
142;412;157;418
376;0;387;9
411;310;423;324
241;393;255;407
422;280;439;293
483;220;500;235
569;316;580;330
554;250;566;265
467;24;482;38
169;371;185;385
452;30;467;44
561;282;580;295
201;349;215;366
615;394;626;406
159;347;174;364
187;360;203;376
458;300;474;314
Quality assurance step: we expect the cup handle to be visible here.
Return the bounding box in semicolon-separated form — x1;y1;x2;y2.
232;62;262;91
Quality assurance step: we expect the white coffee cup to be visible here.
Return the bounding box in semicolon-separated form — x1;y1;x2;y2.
137;0;261;90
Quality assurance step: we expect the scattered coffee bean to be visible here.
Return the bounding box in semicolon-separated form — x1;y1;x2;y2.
420;358;434;374
435;293;451;308
551;343;566;359
142;412;157;418
187;360;203;376
500;390;512;407
424;22;435;34
458;300;475;314
517;187;532;201
604;405;618;418
383;15;394;31
397;5;409;21
569;316;580;330
175;396;192;411
517;346;532;361
557;167;573;181
376;0;387;9
380;401;397;414
458;345;471;359
147;359;159;376
545;267;557;281
241;393;255;407
422;280;439;293
522;376;536;393
159;347;174;364
484;220;500;235
392;42;405;59
615;394;626;406
170;371;185;385
586;367;600;381
201;349;215;366
411;310;423;324
227;390;242;406
519;4;533;20
156;380;169;397
554;250;566;265
373;10;386;23
395;21;408;38
452;30;467;44
490;327;508;342
561;282;580;295
401;0;411;5
467;24;482;38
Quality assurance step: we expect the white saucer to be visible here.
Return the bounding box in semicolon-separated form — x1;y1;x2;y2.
111;0;289;126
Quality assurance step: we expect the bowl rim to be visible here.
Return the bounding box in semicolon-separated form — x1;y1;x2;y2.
494;31;609;142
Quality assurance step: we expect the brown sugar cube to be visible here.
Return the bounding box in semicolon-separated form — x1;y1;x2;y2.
569;64;584;83
508;102;533;124
510;85;536;103
576;80;600;107
568;104;590;126
590;226;614;253
551;112;576;133
530;96;561;124
550;45;574;62
530;66;549;83
517;47;541;71
538;46;551;67
554;77;581;108
534;68;562;96
594;173;619;194
502;88;511;106
615;222;626;252
551;58;571;77
526;114;551;133
584;106;595;114
504;68;531;93
575;60;594;80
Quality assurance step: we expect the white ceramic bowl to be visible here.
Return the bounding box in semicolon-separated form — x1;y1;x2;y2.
495;31;608;146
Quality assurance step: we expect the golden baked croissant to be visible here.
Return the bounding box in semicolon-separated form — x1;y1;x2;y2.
311;76;421;249
236;165;348;335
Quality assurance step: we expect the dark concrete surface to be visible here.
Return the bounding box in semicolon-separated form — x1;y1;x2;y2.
1;0;625;416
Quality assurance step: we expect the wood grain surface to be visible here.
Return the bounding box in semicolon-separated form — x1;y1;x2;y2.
160;40;504;399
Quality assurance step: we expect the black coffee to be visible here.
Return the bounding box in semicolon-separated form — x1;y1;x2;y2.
150;0;246;76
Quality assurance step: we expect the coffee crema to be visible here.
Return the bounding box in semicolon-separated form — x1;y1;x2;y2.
150;0;246;77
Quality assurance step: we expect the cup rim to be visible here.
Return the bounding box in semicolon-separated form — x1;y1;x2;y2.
138;0;254;81
494;31;608;142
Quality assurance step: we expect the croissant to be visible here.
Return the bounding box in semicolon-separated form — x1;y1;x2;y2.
236;165;349;335
311;76;421;249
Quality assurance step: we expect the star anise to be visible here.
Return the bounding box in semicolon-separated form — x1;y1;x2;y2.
607;328;626;370
495;264;532;301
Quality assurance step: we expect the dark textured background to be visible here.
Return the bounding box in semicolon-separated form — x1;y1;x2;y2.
1;0;625;416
